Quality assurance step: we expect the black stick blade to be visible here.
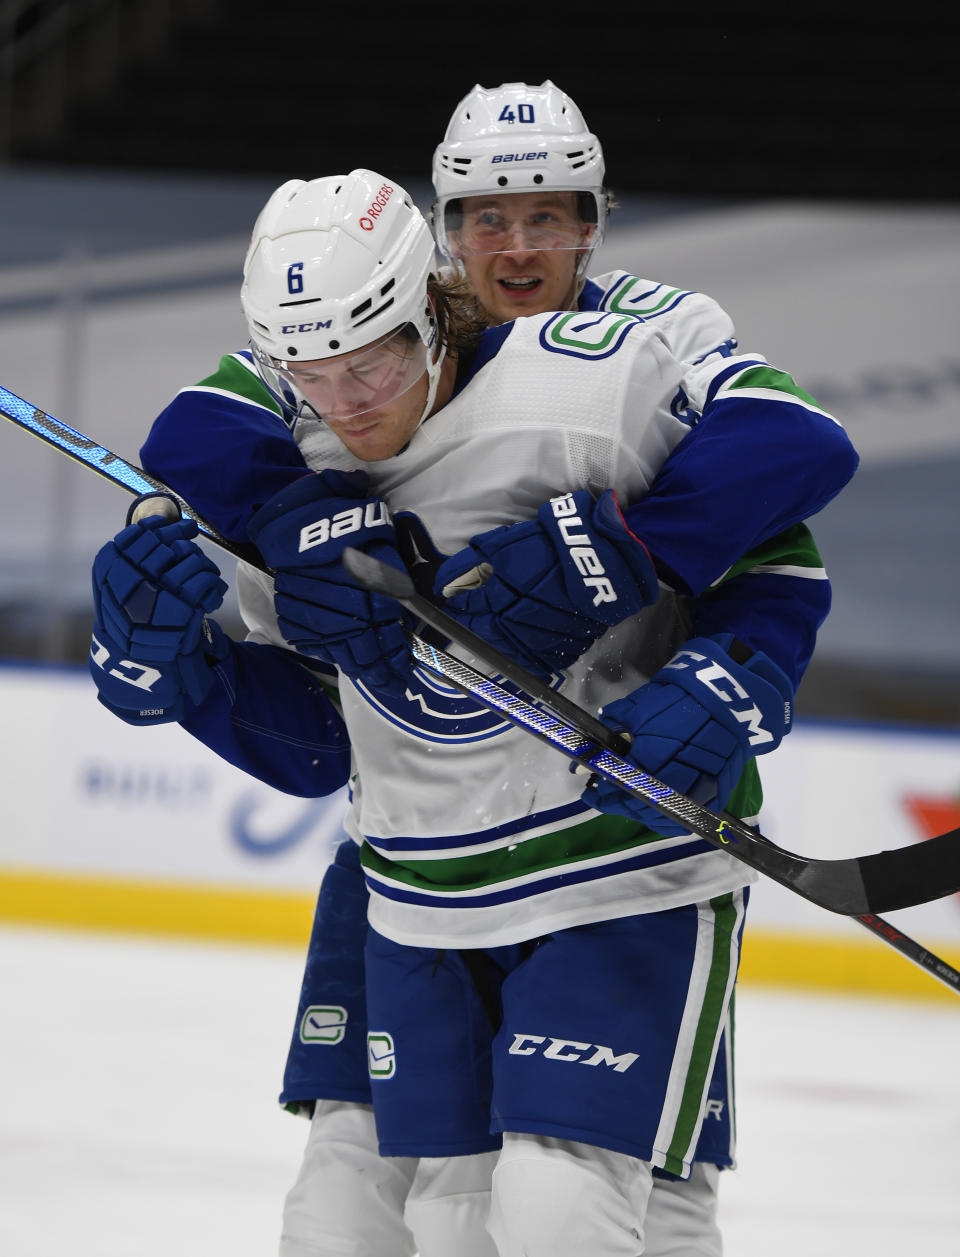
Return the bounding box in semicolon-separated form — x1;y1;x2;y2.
858;826;960;913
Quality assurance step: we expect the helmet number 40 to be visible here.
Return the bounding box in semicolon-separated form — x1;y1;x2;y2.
498;104;535;124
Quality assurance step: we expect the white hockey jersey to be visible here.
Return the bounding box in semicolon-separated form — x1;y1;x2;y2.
239;305;761;948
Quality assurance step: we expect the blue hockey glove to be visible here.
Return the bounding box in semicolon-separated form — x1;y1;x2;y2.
90;512;230;725
247;470;412;695
434;489;659;678
584;634;793;836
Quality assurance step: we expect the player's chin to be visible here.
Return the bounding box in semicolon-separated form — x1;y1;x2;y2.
331;422;396;461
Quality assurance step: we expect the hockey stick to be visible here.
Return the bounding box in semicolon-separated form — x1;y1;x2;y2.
341;548;960;996
3;381;959;992
0;384;262;565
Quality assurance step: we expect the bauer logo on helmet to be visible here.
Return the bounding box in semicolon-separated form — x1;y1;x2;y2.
491;152;549;165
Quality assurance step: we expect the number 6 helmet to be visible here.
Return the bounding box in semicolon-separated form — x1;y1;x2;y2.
431;80;609;269
241;170;443;428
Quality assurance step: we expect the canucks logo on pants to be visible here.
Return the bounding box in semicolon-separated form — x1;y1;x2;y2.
367;1031;397;1079
299;1005;348;1045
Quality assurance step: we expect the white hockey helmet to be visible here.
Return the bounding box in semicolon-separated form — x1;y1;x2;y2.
431;80;608;266
241;170;443;428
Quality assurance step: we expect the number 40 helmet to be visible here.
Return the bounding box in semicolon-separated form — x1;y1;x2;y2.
240;169;444;428
431;80;609;269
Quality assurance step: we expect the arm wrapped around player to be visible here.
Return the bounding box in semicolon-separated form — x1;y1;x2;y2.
90;511;230;725
583;633;793;836
247;469;412;695
434;488;660;678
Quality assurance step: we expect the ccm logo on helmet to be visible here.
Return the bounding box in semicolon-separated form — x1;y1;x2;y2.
298;502;390;552
665;648;777;747
282;320;332;334
359;183;395;231
551;493;617;607
491;152;548;164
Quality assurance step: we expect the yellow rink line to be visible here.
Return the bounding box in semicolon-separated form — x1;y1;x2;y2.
0;867;316;947
738;927;960;1004
1;867;958;1002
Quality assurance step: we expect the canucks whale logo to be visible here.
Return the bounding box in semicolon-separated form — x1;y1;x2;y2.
350;512;561;742
353;653;557;743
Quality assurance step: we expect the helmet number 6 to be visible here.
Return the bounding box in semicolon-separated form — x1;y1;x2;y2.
287;261;304;295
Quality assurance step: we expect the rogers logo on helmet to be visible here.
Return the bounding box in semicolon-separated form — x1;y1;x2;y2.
359;184;395;231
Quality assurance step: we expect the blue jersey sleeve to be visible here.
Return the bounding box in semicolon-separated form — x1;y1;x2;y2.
624;359;859;597
140;352;309;542
689;525;832;690
181;639;351;797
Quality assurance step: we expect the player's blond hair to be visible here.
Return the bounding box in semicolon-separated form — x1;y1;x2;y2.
429;272;489;354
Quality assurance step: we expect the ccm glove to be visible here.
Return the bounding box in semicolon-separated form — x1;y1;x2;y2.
247;470;412;695
435;489;659;678
584;634;793;836
90;513;230;725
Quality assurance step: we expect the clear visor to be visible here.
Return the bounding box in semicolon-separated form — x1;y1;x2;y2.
253;325;429;423
444;196;599;258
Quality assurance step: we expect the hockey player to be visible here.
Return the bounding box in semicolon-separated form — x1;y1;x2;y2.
274;80;756;1256
89;168;857;1256
429;79;609;326
275;79;755;1257
130;80;759;1257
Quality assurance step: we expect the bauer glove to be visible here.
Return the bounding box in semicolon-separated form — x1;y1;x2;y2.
435;489;659;678
583;634;793;836
247;470;412;696
90;511;230;725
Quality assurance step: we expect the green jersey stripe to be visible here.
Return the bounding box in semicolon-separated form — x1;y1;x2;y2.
722;364;824;411
661;891;743;1175
196;352;283;416
711;523;825;586
360;768;762;893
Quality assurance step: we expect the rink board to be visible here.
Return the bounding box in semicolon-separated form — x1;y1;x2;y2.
1;665;959;999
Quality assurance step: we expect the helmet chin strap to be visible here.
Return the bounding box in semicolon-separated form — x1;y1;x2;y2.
418;339;448;428
415;295;447;428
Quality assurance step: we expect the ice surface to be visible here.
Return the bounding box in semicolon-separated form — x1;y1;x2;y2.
1;925;957;1256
